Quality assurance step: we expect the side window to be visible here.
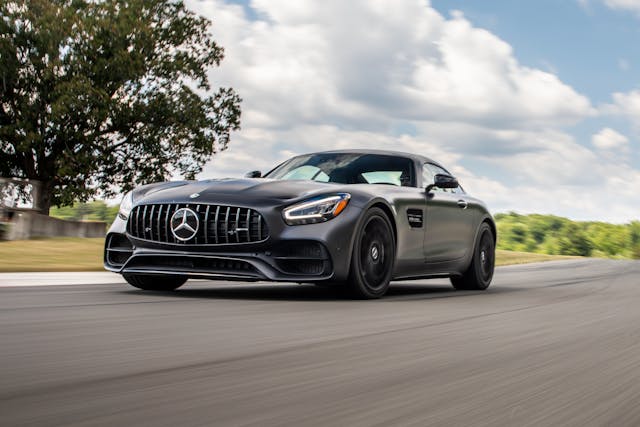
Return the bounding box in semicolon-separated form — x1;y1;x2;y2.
422;163;435;188
423;163;463;194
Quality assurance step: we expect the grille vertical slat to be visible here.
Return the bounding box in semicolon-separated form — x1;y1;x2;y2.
224;206;230;244
134;205;140;236
257;212;262;241
164;204;171;243
204;205;210;244
137;206;141;237
194;205;199;244
142;205;148;239
250;211;255;241
128;203;268;245
168;204;174;243
214;206;220;244
235;208;241;243
156;205;163;242
148;205;155;241
245;209;251;242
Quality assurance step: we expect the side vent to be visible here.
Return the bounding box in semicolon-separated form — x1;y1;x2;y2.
407;209;423;228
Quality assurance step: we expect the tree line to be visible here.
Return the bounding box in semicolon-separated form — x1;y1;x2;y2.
50;200;118;223
495;212;640;259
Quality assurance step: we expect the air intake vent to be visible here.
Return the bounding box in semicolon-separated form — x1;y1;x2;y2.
407;209;423;228
105;233;134;266
127;204;269;245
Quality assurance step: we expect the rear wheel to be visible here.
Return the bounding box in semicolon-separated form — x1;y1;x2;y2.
123;274;187;291
451;223;495;290
348;208;396;299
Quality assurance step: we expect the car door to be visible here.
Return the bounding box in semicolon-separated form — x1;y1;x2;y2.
422;163;474;263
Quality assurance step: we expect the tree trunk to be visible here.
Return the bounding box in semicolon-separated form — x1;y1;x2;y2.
32;180;52;215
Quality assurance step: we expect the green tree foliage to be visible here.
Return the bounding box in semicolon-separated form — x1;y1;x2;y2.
0;0;241;214
495;213;640;259
630;221;640;260
557;223;593;257
50;200;118;222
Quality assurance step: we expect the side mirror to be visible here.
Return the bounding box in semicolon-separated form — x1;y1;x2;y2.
426;173;458;193
245;170;262;178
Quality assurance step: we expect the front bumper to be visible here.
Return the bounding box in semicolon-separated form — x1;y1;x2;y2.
104;204;362;283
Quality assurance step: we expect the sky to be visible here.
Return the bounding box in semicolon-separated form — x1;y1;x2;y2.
185;0;640;223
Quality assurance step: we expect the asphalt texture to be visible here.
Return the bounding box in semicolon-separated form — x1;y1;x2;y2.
1;259;640;426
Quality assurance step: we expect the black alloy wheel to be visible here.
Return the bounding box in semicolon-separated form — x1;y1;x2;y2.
348;207;396;299
450;222;495;290
478;229;495;284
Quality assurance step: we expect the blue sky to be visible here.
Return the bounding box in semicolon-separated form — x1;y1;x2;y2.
187;0;640;222
433;0;640;102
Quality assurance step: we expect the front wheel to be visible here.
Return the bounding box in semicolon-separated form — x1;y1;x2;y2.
348;208;396;299
123;274;187;291
451;223;495;290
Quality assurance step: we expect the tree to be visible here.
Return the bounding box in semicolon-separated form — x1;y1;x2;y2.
630;221;640;260
50;200;118;222
0;0;241;214
557;223;593;257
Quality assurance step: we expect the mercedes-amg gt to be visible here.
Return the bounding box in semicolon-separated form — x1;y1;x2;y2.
104;150;496;298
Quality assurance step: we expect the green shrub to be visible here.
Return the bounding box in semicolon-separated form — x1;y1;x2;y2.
495;213;637;259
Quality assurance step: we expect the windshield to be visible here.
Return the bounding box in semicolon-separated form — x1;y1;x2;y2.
265;153;415;187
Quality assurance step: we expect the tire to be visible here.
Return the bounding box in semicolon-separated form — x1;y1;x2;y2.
123;274;187;291
451;223;495;290
347;207;396;299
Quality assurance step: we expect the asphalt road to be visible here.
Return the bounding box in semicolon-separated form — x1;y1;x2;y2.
2;259;640;426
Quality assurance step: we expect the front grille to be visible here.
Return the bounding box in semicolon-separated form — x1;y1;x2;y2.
127;203;269;245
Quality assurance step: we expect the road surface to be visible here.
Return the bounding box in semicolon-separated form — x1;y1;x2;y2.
1;259;640;426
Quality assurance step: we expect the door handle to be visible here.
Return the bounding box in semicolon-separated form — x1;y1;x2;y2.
457;200;468;209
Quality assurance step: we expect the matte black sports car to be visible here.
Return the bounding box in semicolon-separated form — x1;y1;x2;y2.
105;150;496;298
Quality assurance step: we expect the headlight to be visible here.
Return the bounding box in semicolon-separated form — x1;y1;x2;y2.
118;191;134;220
283;193;350;225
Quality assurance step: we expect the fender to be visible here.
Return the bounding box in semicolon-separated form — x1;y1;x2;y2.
341;197;398;280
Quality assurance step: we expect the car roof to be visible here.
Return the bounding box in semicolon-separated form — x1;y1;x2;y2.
299;149;439;166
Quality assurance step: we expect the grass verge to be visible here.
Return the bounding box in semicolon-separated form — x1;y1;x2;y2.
495;249;577;266
0;237;105;272
0;238;577;273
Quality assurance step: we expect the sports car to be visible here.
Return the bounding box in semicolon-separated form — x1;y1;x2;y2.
104;150;496;298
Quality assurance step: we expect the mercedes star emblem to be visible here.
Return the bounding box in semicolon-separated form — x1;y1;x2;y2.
170;208;199;241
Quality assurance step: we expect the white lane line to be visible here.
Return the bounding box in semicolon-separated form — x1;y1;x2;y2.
0;272;125;287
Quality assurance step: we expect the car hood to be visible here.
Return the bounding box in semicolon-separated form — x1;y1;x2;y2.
134;178;346;206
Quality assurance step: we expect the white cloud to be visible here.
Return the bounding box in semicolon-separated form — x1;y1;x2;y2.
191;0;593;130
401;11;593;126
487;131;600;186
606;90;640;127
478;130;640;221
184;0;639;222
603;0;640;13
591;127;629;150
